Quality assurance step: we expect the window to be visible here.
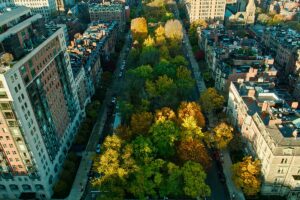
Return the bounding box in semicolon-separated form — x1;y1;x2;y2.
0;103;10;110
0;81;4;88
0;91;8;98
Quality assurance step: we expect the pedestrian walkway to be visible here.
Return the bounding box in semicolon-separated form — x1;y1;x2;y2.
221;149;245;200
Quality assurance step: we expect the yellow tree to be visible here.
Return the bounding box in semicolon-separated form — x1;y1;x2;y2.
212;122;233;149
177;101;206;128
143;35;155;47
164;19;183;40
130;111;153;135
155;25;166;46
155;107;176;123
232;156;261;196
131;17;148;41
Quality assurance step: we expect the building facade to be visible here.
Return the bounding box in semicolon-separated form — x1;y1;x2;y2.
184;0;227;22
0;7;81;199
89;2;125;31
227;81;300;199
68;21;118;111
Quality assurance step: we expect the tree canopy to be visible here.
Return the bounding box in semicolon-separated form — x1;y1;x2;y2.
212;122;234;149
232;156;261;196
200;88;225;113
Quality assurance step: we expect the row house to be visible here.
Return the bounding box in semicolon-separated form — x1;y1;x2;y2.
227;81;300;200
68;21;117;112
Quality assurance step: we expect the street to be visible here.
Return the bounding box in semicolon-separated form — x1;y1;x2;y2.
64;31;132;200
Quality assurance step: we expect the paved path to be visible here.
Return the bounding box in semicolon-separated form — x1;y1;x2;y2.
62;32;131;200
222;149;246;200
171;1;207;94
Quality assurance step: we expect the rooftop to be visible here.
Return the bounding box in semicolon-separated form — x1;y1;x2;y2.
88;2;124;12
68;21;117;77
0;6;31;27
233;81;300;143
0;13;61;74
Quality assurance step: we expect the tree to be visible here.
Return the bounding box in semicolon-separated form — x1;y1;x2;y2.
159;45;170;60
177;139;211;171
131;17;148;41
130;112;153;135
128;159;165;199
153;59;176;79
0;53;14;64
155;25;166;46
200;88;225;113
212;122;234;149
182;161;211;198
180;116;203;140
146;75;178;108
118;100;134;124
178;101;206;128
132;136;157;164
114;125;133;141
128;65;153;80
127;48;140;68
155;107;176;123
164;19;183;40
232;156;261;196
159;162;184;198
149;120;179;158
92;136;138;199
139;46;160;66
143;35;155;47
171;55;188;67
189;19;207;45
175;66;195;99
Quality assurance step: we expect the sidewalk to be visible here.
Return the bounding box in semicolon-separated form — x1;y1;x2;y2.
222;149;245;200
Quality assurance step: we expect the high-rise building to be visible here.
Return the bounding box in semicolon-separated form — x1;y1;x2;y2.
12;0;57;20
184;0;227;22
0;6;81;199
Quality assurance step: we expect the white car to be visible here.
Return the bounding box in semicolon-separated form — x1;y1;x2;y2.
118;72;123;78
96;144;101;154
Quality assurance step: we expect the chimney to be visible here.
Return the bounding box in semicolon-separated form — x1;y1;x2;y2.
262;101;269;112
291;102;298;109
248;89;255;97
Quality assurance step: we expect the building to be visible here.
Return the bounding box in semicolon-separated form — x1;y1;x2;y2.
225;0;256;25
227;81;300;199
89;2;125;31
12;0;57;20
68;21;118;111
184;0;227;22
198;28;276;93
0;7;81;199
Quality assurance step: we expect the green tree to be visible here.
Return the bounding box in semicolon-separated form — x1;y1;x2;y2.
200;88;225;113
182;161;211;198
159;45;170;60
149;120;179;158
171;55;188;67
232;156;261;196
139;46;160;66
128;65;153;80
127;48;140;68
153;59;176;79
118;100;134;124
175;66;195;99
128;159;165;199
132;136;157;164
159;162;184;198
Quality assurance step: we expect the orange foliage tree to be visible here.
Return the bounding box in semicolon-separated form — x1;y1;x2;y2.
155;107;177;123
177;139;212;171
177;101;205;128
130;112;153;135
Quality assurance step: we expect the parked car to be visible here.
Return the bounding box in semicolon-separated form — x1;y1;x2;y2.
96;144;101;154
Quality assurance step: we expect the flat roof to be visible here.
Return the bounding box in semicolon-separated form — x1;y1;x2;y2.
0;6;31;27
